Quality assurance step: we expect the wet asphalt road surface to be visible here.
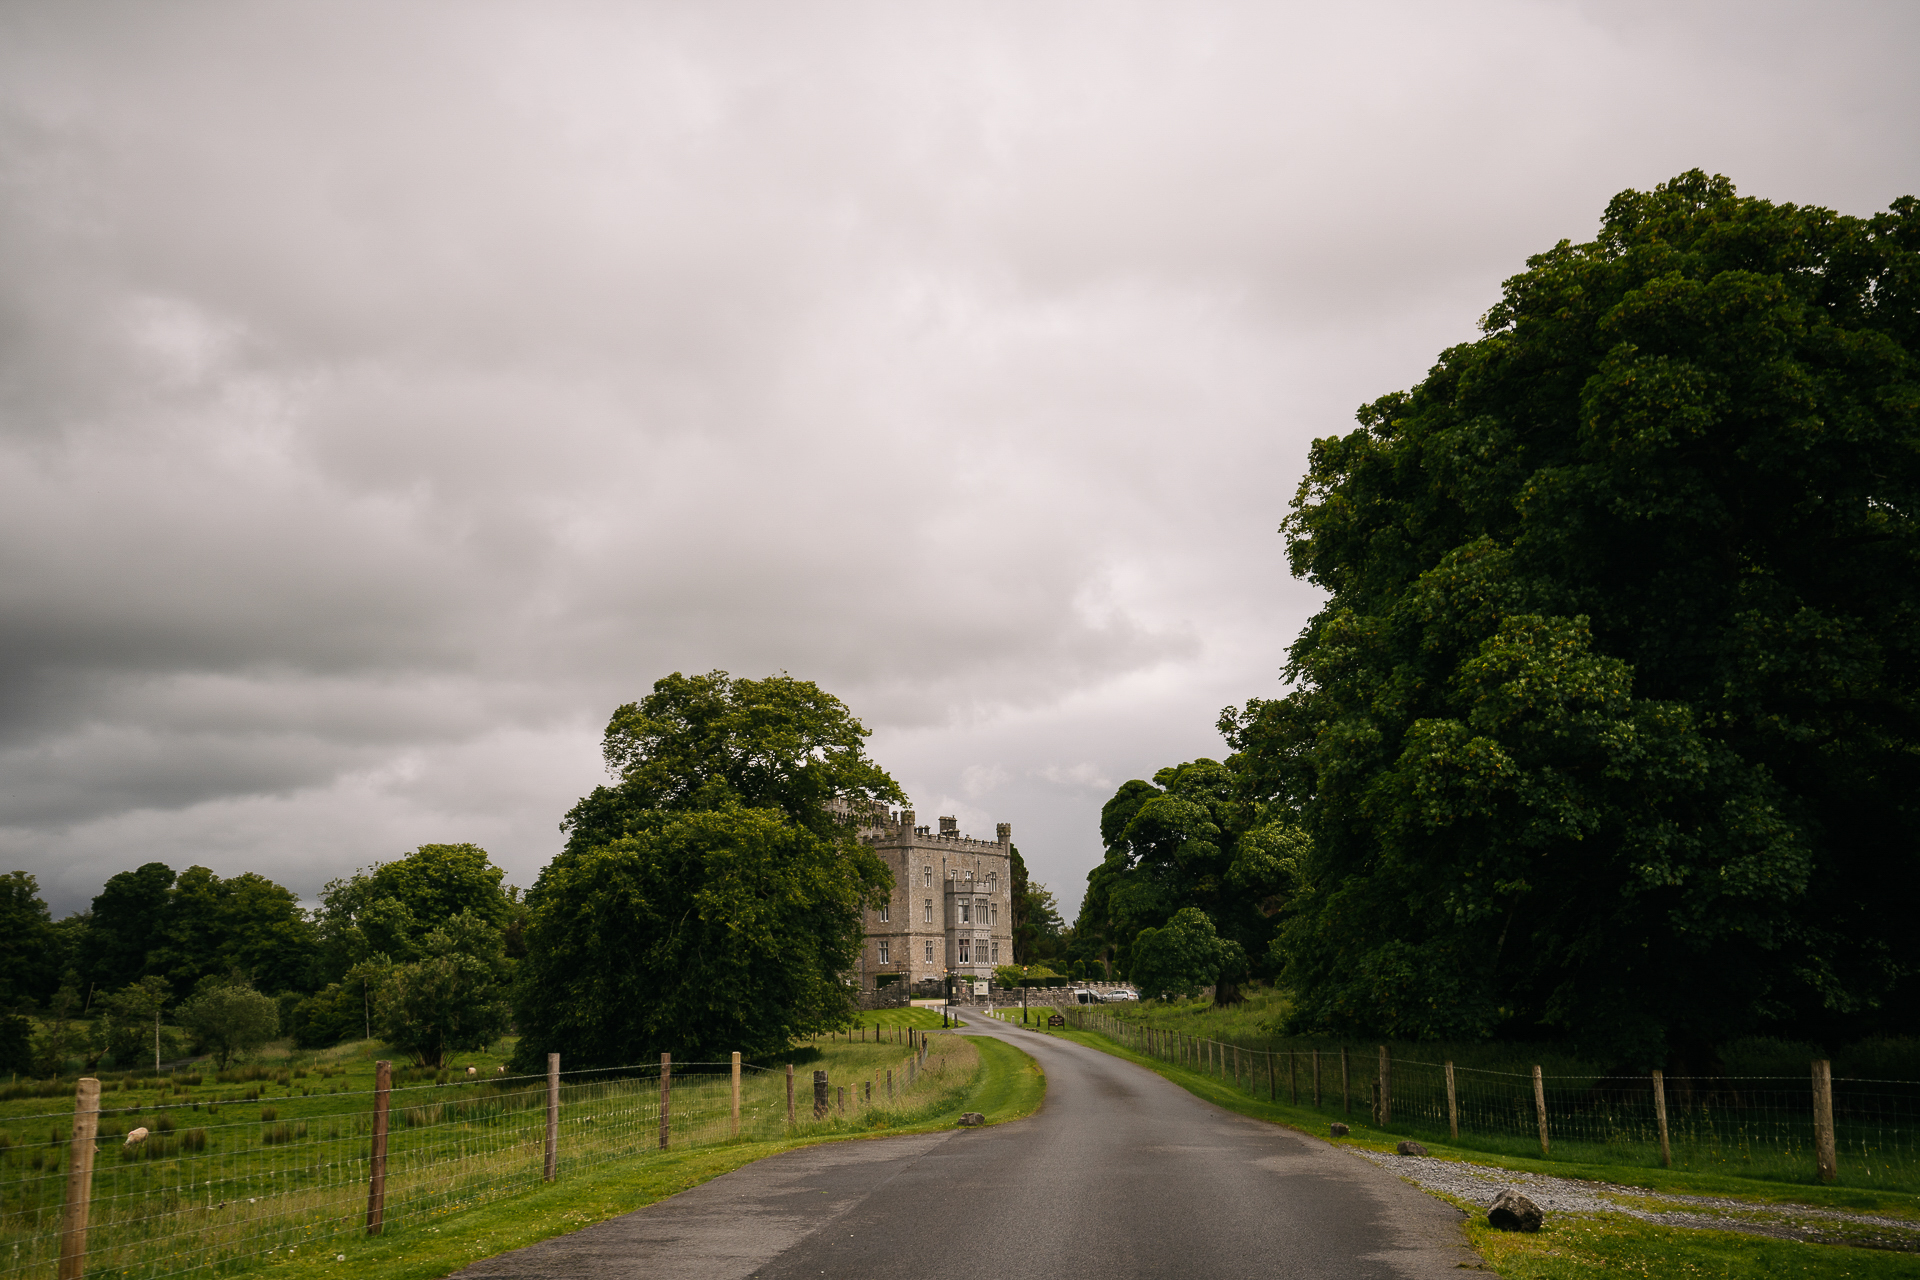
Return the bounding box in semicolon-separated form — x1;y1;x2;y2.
453;1015;1477;1279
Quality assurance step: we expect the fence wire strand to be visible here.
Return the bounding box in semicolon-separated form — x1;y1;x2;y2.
1061;1009;1919;1192
1;1039;959;1280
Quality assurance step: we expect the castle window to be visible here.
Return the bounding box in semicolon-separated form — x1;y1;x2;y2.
960;901;971;923
879;904;888;922
991;940;1000;963
878;940;890;964
924;899;933;923
959;939;971;963
988;872;997;893
923;866;932;887
989;903;997;926
964;869;973;881
924;940;934;963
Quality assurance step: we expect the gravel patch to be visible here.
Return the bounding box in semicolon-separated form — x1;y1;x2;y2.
1356;1150;1920;1253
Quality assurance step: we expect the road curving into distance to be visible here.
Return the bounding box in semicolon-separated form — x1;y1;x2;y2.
455;1013;1479;1279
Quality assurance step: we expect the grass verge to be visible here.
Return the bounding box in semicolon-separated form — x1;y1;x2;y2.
244;1029;1040;1280
994;1014;1917;1277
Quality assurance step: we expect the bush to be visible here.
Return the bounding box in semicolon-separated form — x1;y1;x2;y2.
176;984;279;1069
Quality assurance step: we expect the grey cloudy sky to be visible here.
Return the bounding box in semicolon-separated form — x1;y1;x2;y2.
2;0;1915;918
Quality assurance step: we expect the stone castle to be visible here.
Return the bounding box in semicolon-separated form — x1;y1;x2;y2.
843;807;1014;1002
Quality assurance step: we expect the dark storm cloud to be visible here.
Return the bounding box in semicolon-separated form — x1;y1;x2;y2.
1;0;1915;914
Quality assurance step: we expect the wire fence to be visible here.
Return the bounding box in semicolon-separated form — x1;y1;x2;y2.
1061;1009;1920;1192
1;1029;953;1280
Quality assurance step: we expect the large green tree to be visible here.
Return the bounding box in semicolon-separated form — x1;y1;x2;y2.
374;912;513;1068
148;868;317;994
317;843;515;974
1074;759;1303;1002
1008;845;1067;965
79;862;176;992
1229;172;1919;1064
515;672;901;1067
176;980;280;1069
0;871;59;1007
1131;908;1247;1001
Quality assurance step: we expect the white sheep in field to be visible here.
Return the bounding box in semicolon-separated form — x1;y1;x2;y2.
124;1127;149;1146
467;1066;476;1076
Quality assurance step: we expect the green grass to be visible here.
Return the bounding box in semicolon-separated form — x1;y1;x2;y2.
2;1028;1039;1280
994;1012;1920;1221
243;1028;1040;1280
1002;1014;1919;1276
1043;1005;1920;1196
1466;1213;1919;1279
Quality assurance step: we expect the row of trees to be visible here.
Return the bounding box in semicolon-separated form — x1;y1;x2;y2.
2;671;1076;1078
1073;172;1920;1069
0;841;525;1075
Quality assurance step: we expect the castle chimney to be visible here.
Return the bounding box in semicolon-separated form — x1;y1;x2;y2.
939;815;958;836
901;809;914;831
996;822;1011;845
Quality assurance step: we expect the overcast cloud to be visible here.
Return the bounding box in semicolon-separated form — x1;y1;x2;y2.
2;0;1915;918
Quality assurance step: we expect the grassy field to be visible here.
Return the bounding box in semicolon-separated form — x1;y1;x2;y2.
1;1017;1040;1280
998;1012;1919;1279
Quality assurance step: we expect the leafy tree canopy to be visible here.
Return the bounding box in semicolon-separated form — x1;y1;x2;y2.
1074;759;1305;1002
1226;172;1920;1065
0;871;58;1007
560;671;903;851
1008;845;1067;965
318;843;515;974
1131;908;1247;1001
517;673;902;1068
80;862;176;992
69;862;315;997
177;980;280;1069
516;804;890;1066
374;911;513;1068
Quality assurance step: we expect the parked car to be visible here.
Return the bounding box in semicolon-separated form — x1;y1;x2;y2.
1103;988;1139;1002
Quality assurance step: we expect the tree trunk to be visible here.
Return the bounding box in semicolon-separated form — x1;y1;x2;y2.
1214;976;1245;1006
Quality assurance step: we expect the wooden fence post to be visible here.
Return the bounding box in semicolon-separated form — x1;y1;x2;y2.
658;1053;671;1150
1445;1061;1458;1141
544;1053;559;1181
1341;1046;1350;1115
1812;1059;1837;1184
1312;1049;1320;1107
813;1069;829;1118
1532;1064;1549;1157
730;1052;741;1138
1651;1069;1670;1168
367;1060;392;1233
1289;1050;1298;1105
56;1076;101;1280
1378;1046;1391;1128
786;1064;794;1125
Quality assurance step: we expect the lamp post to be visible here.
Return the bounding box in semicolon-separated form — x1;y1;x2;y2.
1022;966;1030;1024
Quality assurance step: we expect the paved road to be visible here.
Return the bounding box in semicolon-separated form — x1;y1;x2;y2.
455;1016;1477;1279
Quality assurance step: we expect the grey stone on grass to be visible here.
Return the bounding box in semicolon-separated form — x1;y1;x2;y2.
1329;1122;1349;1137
1395;1140;1427;1156
1488;1188;1544;1233
956;1112;985;1127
